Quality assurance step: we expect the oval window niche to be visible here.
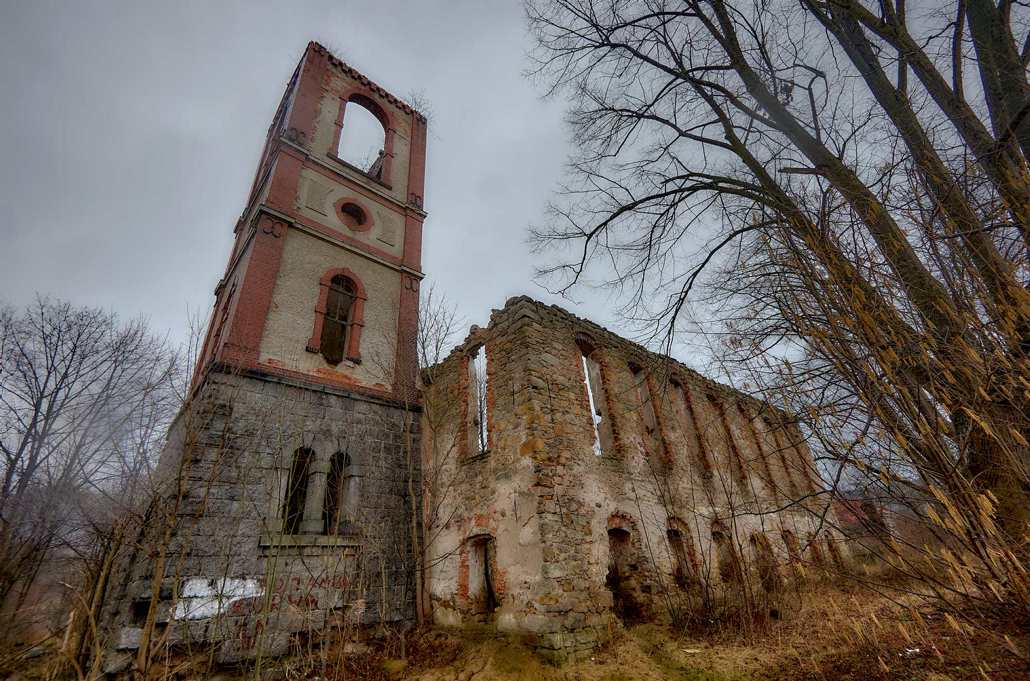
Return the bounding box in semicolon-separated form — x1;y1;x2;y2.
335;199;373;232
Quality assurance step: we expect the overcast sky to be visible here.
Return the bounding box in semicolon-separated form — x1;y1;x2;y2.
0;1;701;365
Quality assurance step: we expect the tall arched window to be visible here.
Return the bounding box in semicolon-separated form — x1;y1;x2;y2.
630;362;663;458
577;334;613;456
666;519;700;589
335;95;390;182
323;451;359;535
467;345;489;455
282;448;313;535
749;532;782;593
306;268;367;365
781;528;803;579
320;275;357;365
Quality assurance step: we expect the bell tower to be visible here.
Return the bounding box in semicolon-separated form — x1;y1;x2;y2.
195;41;426;400
103;44;428;669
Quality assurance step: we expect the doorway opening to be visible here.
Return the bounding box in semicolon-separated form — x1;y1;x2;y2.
467;535;498;618
606;527;643;622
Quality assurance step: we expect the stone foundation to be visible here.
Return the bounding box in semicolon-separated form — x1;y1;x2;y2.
100;369;419;671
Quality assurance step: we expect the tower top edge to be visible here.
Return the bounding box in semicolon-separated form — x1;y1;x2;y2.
305;41;427;122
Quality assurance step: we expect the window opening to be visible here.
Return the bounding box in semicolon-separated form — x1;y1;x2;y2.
712;524;740;583
679;383;714;475
667;524;698;589
781;529;803;578
282;448;313;534
750;532;782;593
337;99;386;178
468;346;488;454
606;527;642;621
824;533;845;570
320;275;357;365
577;336;612;456
338;201;367;229
581;354;603;456
324;451;356;535
807;533;826;567
630;363;662;456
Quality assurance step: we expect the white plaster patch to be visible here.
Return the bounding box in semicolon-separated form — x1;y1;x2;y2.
173;578;263;620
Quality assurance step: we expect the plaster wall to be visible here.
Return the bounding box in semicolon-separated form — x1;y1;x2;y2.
295;167;405;258
258;229;401;390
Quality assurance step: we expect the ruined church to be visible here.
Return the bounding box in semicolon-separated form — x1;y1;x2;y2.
101;42;844;669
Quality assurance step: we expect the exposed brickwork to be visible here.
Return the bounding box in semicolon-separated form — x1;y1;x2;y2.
423;297;844;661
193;42;426;405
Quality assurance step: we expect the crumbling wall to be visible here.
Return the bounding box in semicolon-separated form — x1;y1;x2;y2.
101;370;419;672
423;297;844;661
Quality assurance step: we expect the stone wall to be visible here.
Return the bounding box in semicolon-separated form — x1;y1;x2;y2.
423;297;845;660
101;369;420;671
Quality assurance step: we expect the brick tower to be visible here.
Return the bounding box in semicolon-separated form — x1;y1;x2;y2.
102;43;427;669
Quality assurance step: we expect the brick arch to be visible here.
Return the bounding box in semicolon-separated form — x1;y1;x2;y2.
607;512;637;533
305;267;367;363
333;196;376;233
333;88;396;186
574;331;599;357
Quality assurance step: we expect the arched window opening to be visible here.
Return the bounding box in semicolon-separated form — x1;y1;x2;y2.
749;532;782;593
320;275;357;365
807;532;826;567
467;536;498;616
666;521;699;589
711;524;740;583
630;362;662;457
678;382;714;477
282;448;313;535
577;335;611;456
781;529;803;579
738;402;779;500
467;345;489;455
324;451;358;535
824;532;845;570
337;98;386;179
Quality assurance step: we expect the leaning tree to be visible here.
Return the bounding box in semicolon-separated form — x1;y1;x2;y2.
526;0;1029;617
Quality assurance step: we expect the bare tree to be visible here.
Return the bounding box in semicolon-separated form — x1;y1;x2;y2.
0;297;179;643
413;286;469;620
526;0;1030;619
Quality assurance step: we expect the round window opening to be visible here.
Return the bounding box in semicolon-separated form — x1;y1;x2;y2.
338;202;368;230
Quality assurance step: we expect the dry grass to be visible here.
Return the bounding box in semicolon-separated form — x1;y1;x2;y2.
3;584;1025;680
401;585;1028;681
